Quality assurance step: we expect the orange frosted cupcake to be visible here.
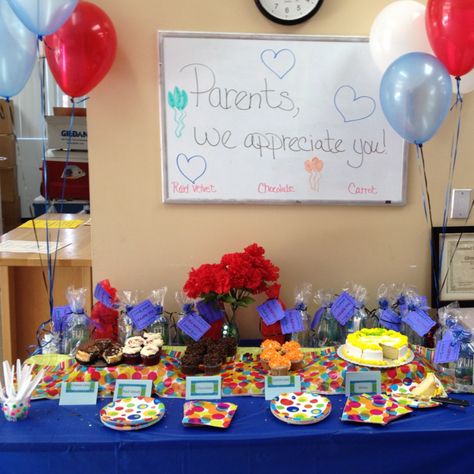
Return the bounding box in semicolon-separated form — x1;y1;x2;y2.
260;339;282;351
268;354;291;376
260;348;278;370
286;350;304;371
281;340;301;354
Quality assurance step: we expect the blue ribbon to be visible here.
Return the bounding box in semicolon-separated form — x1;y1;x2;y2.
295;302;307;311
183;303;194;314
154;304;164;315
444;317;474;359
125;304;134;313
311;304;329;330
378;298;389;310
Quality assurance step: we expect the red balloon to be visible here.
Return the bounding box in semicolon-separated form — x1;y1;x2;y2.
426;0;474;77
45;1;117;97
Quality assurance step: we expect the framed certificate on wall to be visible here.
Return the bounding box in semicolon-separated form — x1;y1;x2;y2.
432;226;474;307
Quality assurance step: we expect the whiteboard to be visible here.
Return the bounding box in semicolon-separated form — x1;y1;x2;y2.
159;32;407;205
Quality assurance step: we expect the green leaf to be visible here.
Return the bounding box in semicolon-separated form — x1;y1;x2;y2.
167;91;175;108
220;294;237;304
240;296;255;305
179;90;188;110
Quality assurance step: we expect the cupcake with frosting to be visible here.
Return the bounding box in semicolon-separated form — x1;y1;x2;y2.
140;345;161;366
125;336;146;348
286;349;304;371
122;345;142;365
268;354;291;376
261;339;282;351
260;348;279;371
281;340;301;354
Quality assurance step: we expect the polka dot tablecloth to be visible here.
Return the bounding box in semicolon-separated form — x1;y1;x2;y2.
270;392;331;425
28;346;453;399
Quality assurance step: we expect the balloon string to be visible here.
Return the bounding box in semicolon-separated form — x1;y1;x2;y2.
438;96;465;300
37;41;54;317
415;144;439;304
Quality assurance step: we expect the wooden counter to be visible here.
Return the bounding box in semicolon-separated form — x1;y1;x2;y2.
0;214;92;362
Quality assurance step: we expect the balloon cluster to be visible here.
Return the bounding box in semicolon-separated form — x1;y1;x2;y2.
0;0;117;99
370;0;474;146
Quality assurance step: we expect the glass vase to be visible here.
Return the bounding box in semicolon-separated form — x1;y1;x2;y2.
222;306;240;343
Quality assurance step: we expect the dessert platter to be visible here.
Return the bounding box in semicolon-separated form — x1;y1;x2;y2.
337;328;414;368
75;332;164;367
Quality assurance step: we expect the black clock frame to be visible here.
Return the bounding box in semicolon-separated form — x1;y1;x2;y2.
254;0;325;25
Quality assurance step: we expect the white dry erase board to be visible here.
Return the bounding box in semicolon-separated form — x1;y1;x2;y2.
159;32;407;205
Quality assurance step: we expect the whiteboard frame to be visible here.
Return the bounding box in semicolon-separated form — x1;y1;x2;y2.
158;31;408;206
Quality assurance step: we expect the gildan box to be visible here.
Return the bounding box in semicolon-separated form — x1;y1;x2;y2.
0;167;18;202
2;197;21;232
0;134;17;169
41;150;89;200
45;115;88;150
0;100;14;135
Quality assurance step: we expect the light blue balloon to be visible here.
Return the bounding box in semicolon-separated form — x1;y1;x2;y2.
0;1;36;99
7;0;78;37
380;52;452;145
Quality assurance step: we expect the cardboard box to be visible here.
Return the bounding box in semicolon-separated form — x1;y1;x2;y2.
53;107;87;117
0;167;18;202
2;197;21;232
41;150;89;200
0;100;14;135
0;134;17;169
45;115;88;151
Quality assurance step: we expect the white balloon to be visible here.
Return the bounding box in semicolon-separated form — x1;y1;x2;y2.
370;1;433;73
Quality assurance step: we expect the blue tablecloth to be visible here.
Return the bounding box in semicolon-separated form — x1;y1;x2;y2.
1;395;474;474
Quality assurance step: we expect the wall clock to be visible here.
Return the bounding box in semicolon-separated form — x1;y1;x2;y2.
255;0;324;25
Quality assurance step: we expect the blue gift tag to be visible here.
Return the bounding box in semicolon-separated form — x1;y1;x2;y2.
257;299;285;325
434;333;461;364
94;283;114;308
128;300;157;331
196;300;225;324
311;307;325;330
280;309;304;335
331;292;357;326
177;312;211;341
379;309;401;331
404;310;436;337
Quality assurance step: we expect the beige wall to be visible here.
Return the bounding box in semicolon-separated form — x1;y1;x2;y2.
88;0;474;337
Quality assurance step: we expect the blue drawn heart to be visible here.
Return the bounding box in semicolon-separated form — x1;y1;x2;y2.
334;85;376;122
260;49;296;79
176;153;207;184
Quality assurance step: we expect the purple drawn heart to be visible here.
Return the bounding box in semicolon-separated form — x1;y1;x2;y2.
176;153;207;184
334;85;376;122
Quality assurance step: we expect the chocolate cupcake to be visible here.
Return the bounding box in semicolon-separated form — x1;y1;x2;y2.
221;337;238;357
203;353;222;375
102;342;123;365
122;345;142;365
76;341;100;364
125;336;146;348
186;340;207;356
181;354;201;375
94;339;112;352
140;345;161;366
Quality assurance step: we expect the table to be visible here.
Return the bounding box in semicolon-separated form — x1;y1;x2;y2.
0;394;473;474
0;214;92;362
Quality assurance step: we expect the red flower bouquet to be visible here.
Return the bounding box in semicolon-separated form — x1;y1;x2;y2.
184;244;280;336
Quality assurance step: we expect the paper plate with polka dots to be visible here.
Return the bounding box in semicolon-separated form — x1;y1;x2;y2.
100;396;165;427
101;417;161;431
270;392;331;425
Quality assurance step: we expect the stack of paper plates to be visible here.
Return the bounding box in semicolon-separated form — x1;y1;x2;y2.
100;396;165;431
270;392;331;425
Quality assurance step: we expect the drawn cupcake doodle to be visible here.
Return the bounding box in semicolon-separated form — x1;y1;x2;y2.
168;86;188;138
304;157;324;191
